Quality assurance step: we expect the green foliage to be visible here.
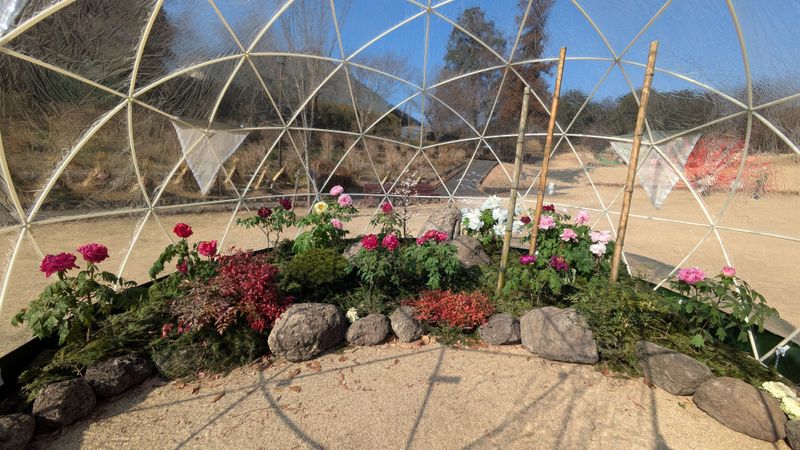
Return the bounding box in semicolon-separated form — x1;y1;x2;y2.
399;241;461;291
369;204;403;238
283;248;350;302
12;264;136;345
667;273;778;348
493;255;567;314
237;205;297;247
293;202;357;254
336;286;392;317
350;245;401;294
148;238;217;280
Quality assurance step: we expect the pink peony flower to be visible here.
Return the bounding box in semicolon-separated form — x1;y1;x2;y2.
331;218;343;230
173;223;193;238
161;323;174;339
338;194;353;207
382;233;400;251
257;207;272;218
40;252;79;277
361;234;379;251
77;243;109;264
677;267;706;285
538;215;556;230
520;254;537;265
519;215;531;225
589;242;606;257
590;230;612;245
198;240;217;257
381;202;393;214
330;185;344;196
721;266;736;278
549;255;569;272
435;231;448;242
560;228;578;241
574;210;591;225
278;198;293;210
176;261;188;274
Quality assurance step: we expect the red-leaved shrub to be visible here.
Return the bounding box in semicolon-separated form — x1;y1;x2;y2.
170;251;292;334
406;290;495;330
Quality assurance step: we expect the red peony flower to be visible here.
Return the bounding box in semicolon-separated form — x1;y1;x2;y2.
161;323;174;339
361;234;379;251
278;198;293;210
381;202;393;214
176;261;188;274
76;243;109;264
520;215;531;225
382;233;400;251
173;223;193;238
435;231;449;242
542;204;555;212
198;240;218;257
40;252;79;277
549;255;569;272
257;207;272;218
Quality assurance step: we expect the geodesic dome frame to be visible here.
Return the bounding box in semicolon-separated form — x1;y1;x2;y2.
0;0;799;359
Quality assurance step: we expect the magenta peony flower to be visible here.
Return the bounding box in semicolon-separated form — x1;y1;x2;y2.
361;234;379;251
338;194;353;207
331;218;343;230
574;210;590;225
257;206;272;218
173;223;193;238
560;228;578;241
435;231;448;242
40;252;79;277
77;243;109;264
176;261;188;274
381;202;393;214
330;185;344;196
520;254;537;265
721;266;736;278
549;255;569;272
382;233;400;251
542;204;555;212
198;240;217;257
278;198;293;210
677;267;706;285
538;215;556;230
519;215;531;225
590;230;612;245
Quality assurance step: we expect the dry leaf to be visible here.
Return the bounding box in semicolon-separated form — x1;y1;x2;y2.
421;335;430;345
288;367;301;378
306;361;321;372
212;392;226;403
338;356;349;362
643;378;656;389
289;386;302;393
191;386;201;395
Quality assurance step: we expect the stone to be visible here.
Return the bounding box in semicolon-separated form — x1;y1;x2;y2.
84;354;154;398
479;313;520;345
342;242;361;262
268;303;347;362
520;307;599;364
346;314;390;346
451;235;491;268
693;377;787;442
635;341;713;395
417;203;461;239
389;306;423;343
786;420;800;449
32;379;96;431
0;414;34;450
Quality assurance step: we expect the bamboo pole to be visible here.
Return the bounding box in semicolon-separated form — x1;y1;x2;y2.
496;88;532;295
610;40;659;282
528;47;567;256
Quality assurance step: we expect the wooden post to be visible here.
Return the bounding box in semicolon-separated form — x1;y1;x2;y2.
529;47;567;256
496;88;532;295
610;40;659;282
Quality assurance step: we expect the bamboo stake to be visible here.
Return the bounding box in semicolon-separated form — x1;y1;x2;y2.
610;40;659;282
496;87;532;295
529;47;567;256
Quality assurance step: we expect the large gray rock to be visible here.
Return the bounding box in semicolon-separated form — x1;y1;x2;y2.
32;379;96;431
346;314;390;346
417;203;461;239
342;242;362;262
0;414;34;450
451;235;491;268
389;306;423;343
635;341;713;395
693;377;787;442
787;420;800;450
268;303;347;362
520;307;599;364
85;354;154;398
479;313;520;345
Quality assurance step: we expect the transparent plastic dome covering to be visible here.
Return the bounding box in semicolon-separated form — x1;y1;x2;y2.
0;0;798;358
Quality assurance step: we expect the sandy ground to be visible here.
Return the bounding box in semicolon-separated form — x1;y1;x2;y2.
35;343;789;450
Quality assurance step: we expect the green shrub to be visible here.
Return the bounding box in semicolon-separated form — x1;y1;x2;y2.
283;247;351;302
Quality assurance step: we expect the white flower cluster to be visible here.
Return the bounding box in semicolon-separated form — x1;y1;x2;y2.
345;307;359;323
461;196;525;237
761;381;800;419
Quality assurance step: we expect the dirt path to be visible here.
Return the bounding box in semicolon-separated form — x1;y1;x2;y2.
37;343;787;450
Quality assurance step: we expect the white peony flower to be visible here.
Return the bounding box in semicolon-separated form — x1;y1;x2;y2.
481;195;501;211
762;381;797;400
345;307;359;323
463;209;483;231
492;207;508;222
493;222;505;237
512;220;524;234
589;242;607;256
781;396;800;420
